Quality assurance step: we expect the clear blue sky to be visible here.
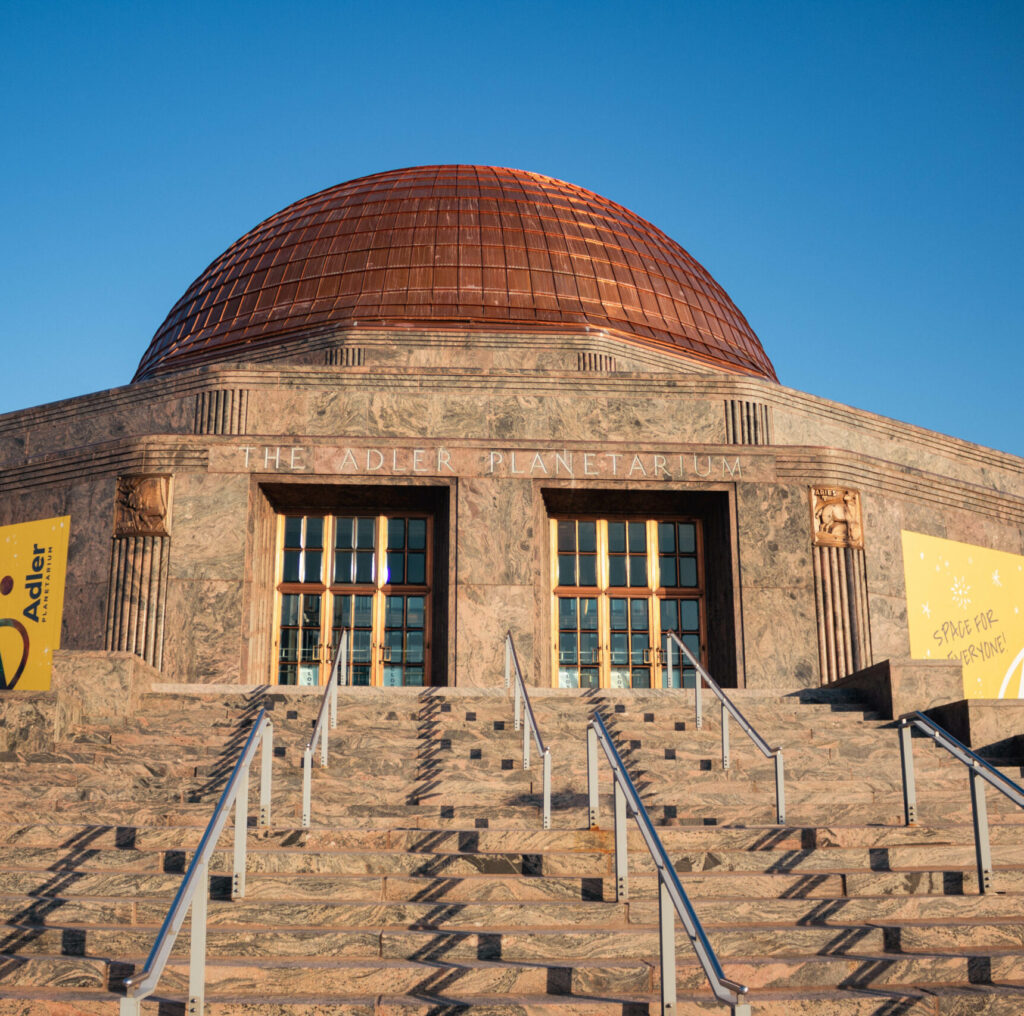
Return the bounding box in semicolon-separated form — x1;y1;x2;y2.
3;1;1021;456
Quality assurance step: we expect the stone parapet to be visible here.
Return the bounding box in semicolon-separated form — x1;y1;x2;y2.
925;698;1024;759
51;649;161;741
829;658;964;720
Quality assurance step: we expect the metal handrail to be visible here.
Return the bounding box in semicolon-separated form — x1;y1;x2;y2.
504;631;552;828
588;711;751;1015
303;630;348;827
898;711;1024;894
120;704;274;1016
665;631;785;824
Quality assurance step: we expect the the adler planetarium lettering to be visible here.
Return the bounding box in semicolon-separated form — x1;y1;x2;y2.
234;445;743;480
486;451;741;479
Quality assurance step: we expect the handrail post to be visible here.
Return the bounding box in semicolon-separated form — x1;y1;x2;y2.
514;677;522;732
614;779;629;902
970;766;993;893
659;874;677;1015
587;723;599;827
898;722;918;825
666;637;674;689
542;747;551;830
774;752;786;825
505;634;511;689
695;671;703;730
302;745;312;828
232;762;249;900
523;714;531;770
721;702;730;770
188;857;208;1016
331;634;344;724
259;721;272;826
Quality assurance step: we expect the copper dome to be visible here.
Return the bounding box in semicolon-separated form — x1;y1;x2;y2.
134;165;776;382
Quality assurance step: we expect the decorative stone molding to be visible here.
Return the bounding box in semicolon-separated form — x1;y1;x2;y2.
810;486;863;549
114;475;171;538
577;352;616;372
103;534;170;669
326;346;366;366
725;399;772;445
194;389;249;435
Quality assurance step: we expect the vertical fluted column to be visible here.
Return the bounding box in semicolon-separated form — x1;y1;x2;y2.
725;400;772;444
104;474;172;670
194;389;249;435
104;535;170;669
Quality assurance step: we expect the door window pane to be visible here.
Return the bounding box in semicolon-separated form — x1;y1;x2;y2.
408;518;427;550
407;553;426;584
306;517;323;548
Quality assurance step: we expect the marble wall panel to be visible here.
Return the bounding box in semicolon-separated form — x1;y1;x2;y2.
252;387;371;437
368;391;473;440
735;484;812;590
0;485;68;528
168;472;249;581
62;581;110;652
15;395;191;462
862;489;908;599
62;478;113;650
162;580;244;683
868;592;912;663
940;507;1024;555
773;391;1024;496
738;585;819;689
455;583;535;688
455;478;536;586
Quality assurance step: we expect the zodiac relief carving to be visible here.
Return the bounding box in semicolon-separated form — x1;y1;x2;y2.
811;486;863;548
114;475;171;537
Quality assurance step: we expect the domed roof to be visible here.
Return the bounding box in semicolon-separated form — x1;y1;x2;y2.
134;165;776;382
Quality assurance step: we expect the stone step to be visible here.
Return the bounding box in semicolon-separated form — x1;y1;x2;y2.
6;839;1024;879
7;949;1023;997
5;819;1024;856
5;985;1024;1016
6;887;1023;932
4;862;1019;905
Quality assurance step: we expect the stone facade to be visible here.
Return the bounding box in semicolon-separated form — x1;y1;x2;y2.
0;327;1021;695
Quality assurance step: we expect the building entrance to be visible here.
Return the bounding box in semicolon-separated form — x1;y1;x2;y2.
551;516;705;689
274;513;432;686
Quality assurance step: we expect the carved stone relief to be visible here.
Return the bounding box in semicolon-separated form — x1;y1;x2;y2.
811;486;863;549
114;475;171;538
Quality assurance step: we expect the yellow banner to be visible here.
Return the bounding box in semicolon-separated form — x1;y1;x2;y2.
902;531;1024;699
0;516;70;691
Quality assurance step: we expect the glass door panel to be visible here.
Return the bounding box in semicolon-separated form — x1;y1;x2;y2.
382;594;427;686
278;590;324;686
331;592;374;685
660;598;702;688
275;512;432;687
557;596;599;688
609;596;652;688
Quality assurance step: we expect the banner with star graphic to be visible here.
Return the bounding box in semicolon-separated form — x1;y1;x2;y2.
0;516;70;692
902;531;1024;699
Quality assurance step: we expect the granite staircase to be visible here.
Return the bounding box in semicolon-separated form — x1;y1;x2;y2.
0;682;1023;1013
